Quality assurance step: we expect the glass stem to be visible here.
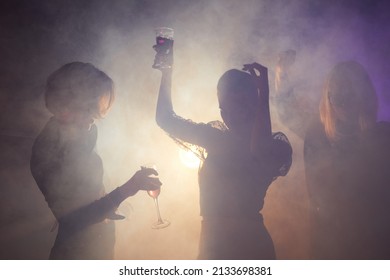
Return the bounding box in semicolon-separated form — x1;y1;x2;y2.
153;197;164;223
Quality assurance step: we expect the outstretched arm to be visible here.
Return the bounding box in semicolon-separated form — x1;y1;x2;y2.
59;167;161;233
31;150;161;235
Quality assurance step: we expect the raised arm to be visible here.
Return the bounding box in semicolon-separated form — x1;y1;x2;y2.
242;63;272;158
244;62;293;178
153;49;225;151
155;68;175;131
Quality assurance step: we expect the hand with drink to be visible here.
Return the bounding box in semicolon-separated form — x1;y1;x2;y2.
152;27;174;69
141;165;170;229
119;167;162;198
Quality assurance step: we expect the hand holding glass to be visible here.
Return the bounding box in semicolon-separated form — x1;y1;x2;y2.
152;27;174;69
142;165;170;229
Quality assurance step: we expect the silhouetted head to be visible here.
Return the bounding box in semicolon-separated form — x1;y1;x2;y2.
45;62;115;130
217;69;258;135
319;61;377;141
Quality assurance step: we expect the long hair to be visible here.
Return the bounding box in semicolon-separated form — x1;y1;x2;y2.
319;61;377;141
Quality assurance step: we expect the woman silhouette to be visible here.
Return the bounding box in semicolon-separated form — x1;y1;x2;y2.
275;57;390;259
154;46;292;259
31;62;161;259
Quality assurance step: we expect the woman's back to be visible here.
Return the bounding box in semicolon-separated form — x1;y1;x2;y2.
304;119;390;259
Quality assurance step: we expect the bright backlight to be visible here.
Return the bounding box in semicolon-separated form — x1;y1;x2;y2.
179;148;201;169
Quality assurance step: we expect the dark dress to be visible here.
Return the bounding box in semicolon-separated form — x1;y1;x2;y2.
275;82;390;259
304;120;390;259
30;118;124;259
159;116;292;259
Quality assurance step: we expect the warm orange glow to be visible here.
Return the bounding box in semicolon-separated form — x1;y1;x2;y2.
179;148;201;169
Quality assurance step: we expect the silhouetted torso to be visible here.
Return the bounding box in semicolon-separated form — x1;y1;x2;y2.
164;117;291;259
30;118;115;259
304;120;390;259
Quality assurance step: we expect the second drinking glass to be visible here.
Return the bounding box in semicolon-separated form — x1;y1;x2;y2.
142;165;170;229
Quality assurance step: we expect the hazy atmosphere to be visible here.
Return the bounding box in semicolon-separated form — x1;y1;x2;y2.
1;0;389;259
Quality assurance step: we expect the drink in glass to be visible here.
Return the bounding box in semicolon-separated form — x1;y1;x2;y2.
152;27;174;69
142;165;170;229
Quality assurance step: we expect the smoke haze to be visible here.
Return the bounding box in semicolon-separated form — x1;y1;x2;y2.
0;0;389;259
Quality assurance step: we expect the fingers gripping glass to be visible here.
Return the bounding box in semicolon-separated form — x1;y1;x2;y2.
152;27;174;69
142;165;170;229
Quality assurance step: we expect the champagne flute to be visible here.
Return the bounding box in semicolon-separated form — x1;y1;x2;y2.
142;165;170;229
148;188;170;229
